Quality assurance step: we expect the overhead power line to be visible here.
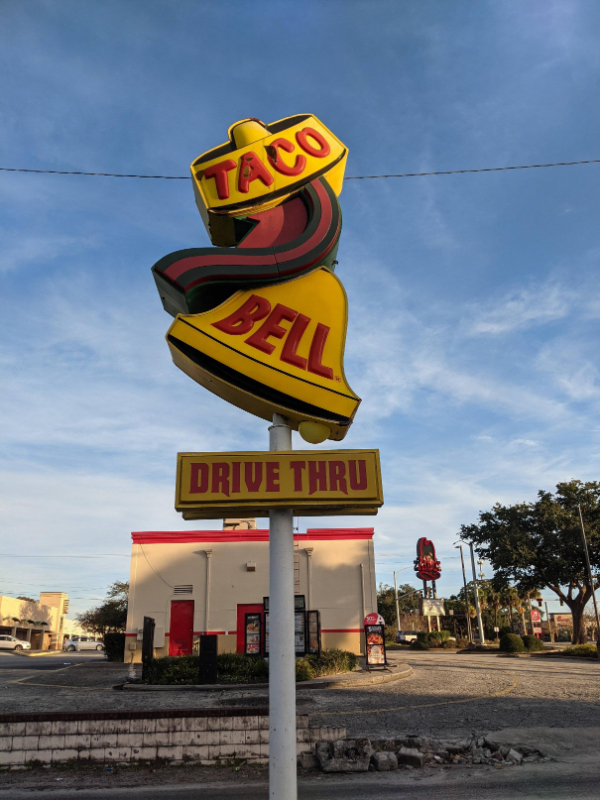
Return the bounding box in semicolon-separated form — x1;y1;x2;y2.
0;158;598;181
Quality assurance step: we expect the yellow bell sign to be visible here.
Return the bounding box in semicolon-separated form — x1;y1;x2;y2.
191;114;347;246
175;449;383;519
166;268;360;441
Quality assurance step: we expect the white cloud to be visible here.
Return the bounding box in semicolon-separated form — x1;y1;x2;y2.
0;234;89;273
536;340;600;403
469;282;571;335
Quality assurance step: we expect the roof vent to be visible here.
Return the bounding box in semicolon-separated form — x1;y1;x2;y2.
174;585;193;595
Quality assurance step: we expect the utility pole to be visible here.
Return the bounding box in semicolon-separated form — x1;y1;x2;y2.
393;571;401;635
544;601;553;643
469;543;485;645
455;544;473;645
577;505;600;659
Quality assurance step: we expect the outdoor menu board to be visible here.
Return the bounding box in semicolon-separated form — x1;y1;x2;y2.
363;612;387;669
307;610;321;656
245;613;261;655
295;611;306;656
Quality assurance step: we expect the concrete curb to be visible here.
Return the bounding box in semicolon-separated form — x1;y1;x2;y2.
499;652;599;663
11;650;70;658
122;663;412;692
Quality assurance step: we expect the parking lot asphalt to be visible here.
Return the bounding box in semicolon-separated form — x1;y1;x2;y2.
0;650;106;671
1;651;598;739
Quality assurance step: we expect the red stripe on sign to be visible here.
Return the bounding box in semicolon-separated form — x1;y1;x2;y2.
164;252;277;282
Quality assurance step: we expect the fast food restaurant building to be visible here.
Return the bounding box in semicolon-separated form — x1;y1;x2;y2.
125;524;377;661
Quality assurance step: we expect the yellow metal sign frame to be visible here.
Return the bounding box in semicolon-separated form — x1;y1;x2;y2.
175;449;383;518
166;268;360;441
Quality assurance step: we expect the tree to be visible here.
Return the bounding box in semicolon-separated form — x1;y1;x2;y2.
460;481;600;645
377;582;419;627
499;585;520;629
77;581;129;638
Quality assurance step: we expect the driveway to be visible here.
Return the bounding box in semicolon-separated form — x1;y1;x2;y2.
0;651;105;671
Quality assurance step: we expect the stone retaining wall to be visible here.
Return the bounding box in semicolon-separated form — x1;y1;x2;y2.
0;708;345;769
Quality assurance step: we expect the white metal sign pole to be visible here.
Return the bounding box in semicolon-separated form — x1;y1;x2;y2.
268;413;297;800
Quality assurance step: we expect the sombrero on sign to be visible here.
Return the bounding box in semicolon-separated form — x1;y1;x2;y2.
191;115;347;246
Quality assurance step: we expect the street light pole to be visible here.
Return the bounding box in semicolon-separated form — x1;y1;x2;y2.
393;571;401;635
577;505;600;659
469;543;485;645
268;414;296;800
455;545;473;645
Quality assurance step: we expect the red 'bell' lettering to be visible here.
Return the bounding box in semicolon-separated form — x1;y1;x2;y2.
212;295;334;381
212;295;271;335
245;303;298;355
308;323;334;379
280;313;310;370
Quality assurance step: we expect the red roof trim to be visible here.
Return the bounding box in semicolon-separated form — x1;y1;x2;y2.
131;528;374;544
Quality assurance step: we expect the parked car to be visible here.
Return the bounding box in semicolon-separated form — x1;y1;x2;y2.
395;630;420;644
0;635;31;651
63;636;104;652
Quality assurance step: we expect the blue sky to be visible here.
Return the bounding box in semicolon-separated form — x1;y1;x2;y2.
2;1;600;616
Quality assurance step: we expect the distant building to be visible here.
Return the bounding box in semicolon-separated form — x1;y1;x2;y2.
0;592;85;650
125;527;377;662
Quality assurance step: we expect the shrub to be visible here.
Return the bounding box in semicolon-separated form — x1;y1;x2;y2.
217;652;269;683
416;632;430;645
442;639;457;649
103;633;125;662
499;633;525;653
498;626;512;638
295;659;315;682
142;653;269;685
141;648;358;685
562;644;598;658
428;630;451;647
410;639;430;651
455;638;470;649
306;648;358;676
522;635;545;652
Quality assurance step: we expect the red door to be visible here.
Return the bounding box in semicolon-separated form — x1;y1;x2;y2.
169;600;194;656
236;604;264;654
